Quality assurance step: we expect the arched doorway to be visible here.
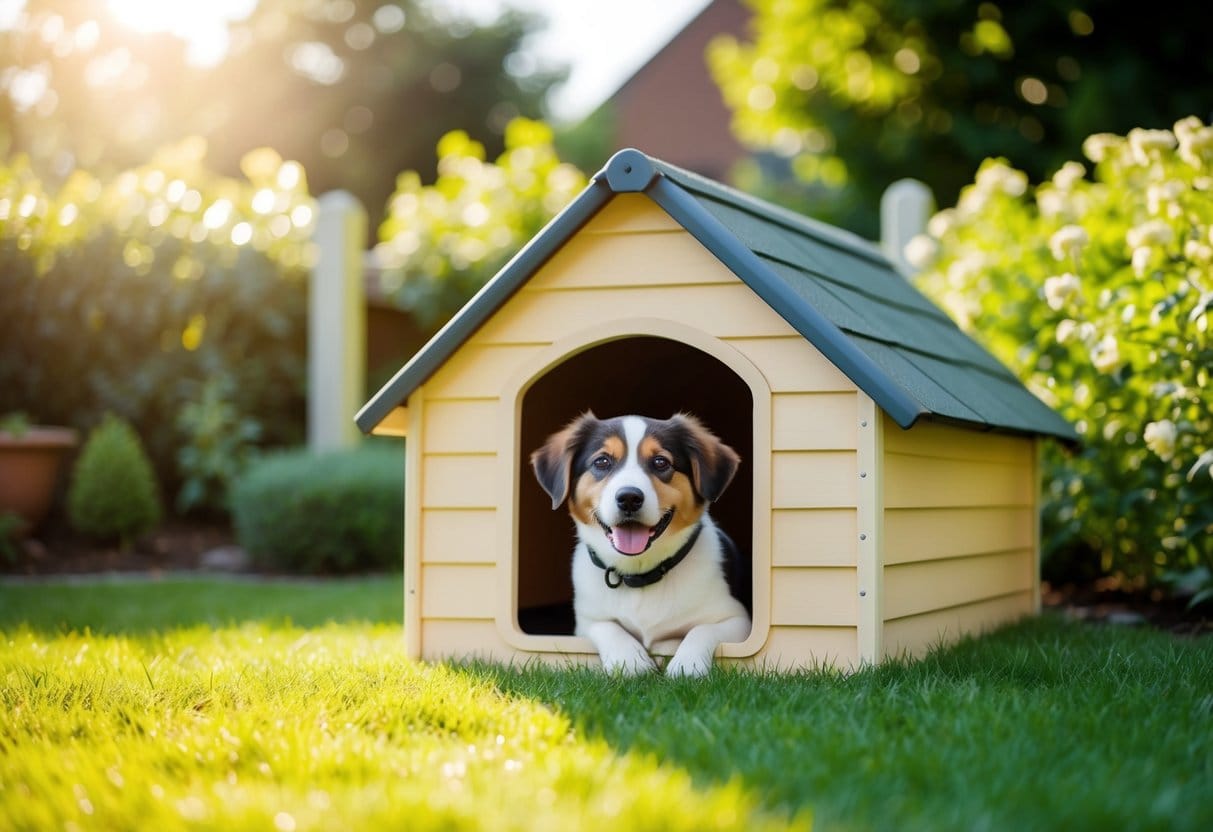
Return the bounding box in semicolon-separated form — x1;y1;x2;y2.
515;335;755;635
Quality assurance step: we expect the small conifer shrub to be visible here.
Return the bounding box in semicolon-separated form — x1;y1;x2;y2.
68;414;161;544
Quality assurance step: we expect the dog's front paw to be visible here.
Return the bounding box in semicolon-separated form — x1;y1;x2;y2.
666;647;714;678
600;643;658;676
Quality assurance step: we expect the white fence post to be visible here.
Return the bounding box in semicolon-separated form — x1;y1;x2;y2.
309;190;366;452
880;178;934;277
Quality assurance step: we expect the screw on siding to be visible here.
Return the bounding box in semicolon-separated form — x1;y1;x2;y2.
859;471;867;478
859;590;867;597
860;420;869;427
859;533;867;541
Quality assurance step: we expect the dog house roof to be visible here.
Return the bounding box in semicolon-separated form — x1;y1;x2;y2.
357;148;1076;443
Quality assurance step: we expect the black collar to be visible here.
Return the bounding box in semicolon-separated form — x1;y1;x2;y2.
586;522;703;589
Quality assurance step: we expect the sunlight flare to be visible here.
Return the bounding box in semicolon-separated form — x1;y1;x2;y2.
104;0;256;66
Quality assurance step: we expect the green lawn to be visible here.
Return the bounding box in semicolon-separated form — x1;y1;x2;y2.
1;578;1210;831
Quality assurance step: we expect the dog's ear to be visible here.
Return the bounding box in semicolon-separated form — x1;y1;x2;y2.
672;413;740;503
530;411;596;510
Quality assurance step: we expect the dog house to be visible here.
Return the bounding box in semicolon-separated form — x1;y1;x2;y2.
356;149;1076;670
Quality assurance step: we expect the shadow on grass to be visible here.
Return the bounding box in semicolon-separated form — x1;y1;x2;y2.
456;616;1213;832
0;574;403;634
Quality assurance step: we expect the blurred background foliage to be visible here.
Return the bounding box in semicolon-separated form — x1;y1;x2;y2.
374;117;586;328
0;0;563;236
0;138;315;505
1;0;1210;588
912;121;1213;587
710;0;1213;238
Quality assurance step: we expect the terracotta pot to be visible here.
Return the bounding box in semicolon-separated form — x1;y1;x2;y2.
0;426;78;535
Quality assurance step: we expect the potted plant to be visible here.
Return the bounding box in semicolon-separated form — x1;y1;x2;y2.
0;412;78;535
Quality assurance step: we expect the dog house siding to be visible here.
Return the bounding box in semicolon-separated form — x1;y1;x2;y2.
880;417;1039;658
408;196;873;667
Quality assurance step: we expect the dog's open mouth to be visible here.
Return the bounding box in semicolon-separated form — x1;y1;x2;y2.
597;508;675;556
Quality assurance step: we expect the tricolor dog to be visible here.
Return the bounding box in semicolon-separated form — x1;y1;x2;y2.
531;412;751;676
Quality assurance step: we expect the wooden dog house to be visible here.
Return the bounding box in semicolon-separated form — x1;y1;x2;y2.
356;149;1076;670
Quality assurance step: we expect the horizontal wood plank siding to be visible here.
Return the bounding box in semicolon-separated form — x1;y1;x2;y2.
421;454;497;509
475;283;797;345
883;550;1035;620
420;564;497;620
884;506;1035;565
421;509;497;564
420;620;518;664
528;229;734;290
726;337;854;394
772;509;857;566
579;193;681;233
884;453;1034;508
422;399;497;454
753;626;859;670
880;416;1038;657
772;451;858;508
770;567;857;626
424;344;543;400
884;419;1033;464
772;392;858;450
883;591;1034;660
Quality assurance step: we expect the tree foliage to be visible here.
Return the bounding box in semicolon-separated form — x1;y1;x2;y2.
710;0;1213;236
0;139;315;502
374;117;586;328
911;119;1213;585
0;0;563;232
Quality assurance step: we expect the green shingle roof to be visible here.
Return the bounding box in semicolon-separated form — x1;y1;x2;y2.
357;149;1076;443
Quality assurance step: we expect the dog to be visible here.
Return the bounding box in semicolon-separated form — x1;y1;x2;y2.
530;412;751;676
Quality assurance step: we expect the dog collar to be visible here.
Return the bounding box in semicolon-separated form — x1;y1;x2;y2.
586;522;703;589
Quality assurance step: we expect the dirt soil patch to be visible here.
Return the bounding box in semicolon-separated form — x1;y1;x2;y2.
3;520;239;576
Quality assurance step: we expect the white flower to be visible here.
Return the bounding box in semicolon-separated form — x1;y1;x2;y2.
1052;161;1086;190
1126;219;1174;249
1143;419;1178;461
1090;334;1120;372
1128;127;1177;165
975;161;1028;197
1146;180;1185;216
1043;272;1083;310
1036;188;1069;220
1184;239;1213;262
1132;246;1153;277
1049;224;1088;261
1175;116;1213;168
1082;133;1121;163
926;208;956;239
1055;318;1078;343
945;254;982;288
902;234;939;270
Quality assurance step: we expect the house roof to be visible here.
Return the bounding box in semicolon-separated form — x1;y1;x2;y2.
356;148;1077;444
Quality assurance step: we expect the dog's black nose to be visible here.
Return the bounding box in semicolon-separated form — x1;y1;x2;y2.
615;486;644;513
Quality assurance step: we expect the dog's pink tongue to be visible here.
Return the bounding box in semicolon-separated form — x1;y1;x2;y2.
611;523;650;555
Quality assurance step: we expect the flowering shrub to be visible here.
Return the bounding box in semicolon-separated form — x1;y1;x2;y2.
911;118;1213;584
0;139;315;505
374;118;586;328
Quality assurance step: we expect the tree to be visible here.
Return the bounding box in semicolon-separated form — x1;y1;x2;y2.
0;0;564;232
709;0;1213;236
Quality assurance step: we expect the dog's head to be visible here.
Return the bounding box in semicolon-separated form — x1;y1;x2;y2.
530;412;740;558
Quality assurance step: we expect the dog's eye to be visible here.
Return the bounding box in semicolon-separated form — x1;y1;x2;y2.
591;454;613;473
651;455;672;472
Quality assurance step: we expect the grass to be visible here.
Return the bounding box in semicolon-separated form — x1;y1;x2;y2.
0;575;402;633
2;578;1211;831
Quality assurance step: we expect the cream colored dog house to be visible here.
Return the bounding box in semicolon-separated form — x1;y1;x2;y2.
356;149;1075;670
